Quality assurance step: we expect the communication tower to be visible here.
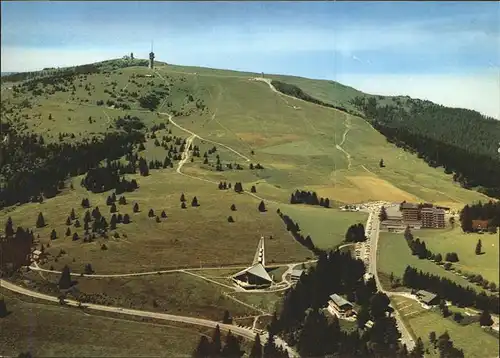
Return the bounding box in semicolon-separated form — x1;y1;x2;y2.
149;41;155;69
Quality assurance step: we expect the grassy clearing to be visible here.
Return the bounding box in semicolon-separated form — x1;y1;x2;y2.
280;204;368;249
0;288;211;358
229;291;283;314
391;296;499;358
2;171;311;274
412;226;499;285
20;270;255;321
392;296;500;357
377;232;485;292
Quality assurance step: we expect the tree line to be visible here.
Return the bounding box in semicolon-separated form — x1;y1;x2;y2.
351;96;500;199
276;209;321;255
0;218;34;275
403;227;459;263
270;80;360;117
403;266;499;314
289;190;330;208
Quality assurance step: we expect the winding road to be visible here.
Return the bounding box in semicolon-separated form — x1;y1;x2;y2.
0;279;297;357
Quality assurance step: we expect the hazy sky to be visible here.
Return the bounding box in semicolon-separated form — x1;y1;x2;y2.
1;1;499;118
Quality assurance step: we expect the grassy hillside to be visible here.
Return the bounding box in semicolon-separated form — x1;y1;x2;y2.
377;231;496;293
0;289;211;357
1;58;497;355
413;227;499;285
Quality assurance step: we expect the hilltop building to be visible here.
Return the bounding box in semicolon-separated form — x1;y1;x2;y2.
232;236;273;289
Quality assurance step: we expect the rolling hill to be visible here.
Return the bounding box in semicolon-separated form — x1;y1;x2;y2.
1;57;499;358
1;58;495;209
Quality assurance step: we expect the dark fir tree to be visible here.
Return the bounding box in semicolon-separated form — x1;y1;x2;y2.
221;330;244;358
58;265;72;289
84;210;91;223
480;310;494;326
110;214;117;230
148;208;155;217
70;208;76;220
251;185;257;193
180;193;186;202
193;335;211;358
211;325;222;357
429;331;437;347
0;298;8;318
191;196;199;207
228;216;234;223
222;310;232;324
133;203;139;213
123;214;131;224
155;216;160;223
36;212;46;228
74;219;81;228
161;210;167;218
110;203;117;213
50;229;57;240
5;217;14;237
72;232;79;241
258;201;266;212
249;333;262;358
181;202;187;209
65;227;71;236
230;204;236;211
379;206;388;221
66;216;72;226
475;239;482;255
411;337;425;357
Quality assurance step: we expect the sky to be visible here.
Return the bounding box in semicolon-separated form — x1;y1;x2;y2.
1;1;499;119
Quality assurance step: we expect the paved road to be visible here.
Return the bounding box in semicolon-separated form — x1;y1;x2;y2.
0;279;298;357
366;203;416;351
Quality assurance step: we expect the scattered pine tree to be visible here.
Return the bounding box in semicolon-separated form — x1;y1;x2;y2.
258;201;266;212
50;229;57;240
58;265;72;289
36;212;46;228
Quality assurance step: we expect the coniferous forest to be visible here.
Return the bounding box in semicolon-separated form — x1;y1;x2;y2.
351;96;500;198
0;119;145;208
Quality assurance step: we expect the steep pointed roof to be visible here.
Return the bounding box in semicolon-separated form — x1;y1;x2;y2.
233;263;273;283
252;236;265;266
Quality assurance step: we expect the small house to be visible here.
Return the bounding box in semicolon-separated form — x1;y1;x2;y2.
416;290;439;306
472;220;490;232
290;269;304;282
327;294;355;318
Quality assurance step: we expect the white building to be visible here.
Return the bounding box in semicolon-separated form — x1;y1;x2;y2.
232;237;273;289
